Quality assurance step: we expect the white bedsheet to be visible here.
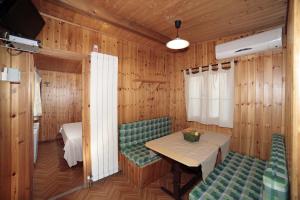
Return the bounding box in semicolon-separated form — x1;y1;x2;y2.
60;122;83;167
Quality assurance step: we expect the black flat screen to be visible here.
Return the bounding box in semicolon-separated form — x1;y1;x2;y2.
0;0;45;39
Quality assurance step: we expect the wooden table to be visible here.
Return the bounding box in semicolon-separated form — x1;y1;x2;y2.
145;131;231;200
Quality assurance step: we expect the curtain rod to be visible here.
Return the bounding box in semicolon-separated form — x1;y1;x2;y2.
181;60;238;72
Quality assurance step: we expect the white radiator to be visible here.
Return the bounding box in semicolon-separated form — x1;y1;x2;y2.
90;52;118;181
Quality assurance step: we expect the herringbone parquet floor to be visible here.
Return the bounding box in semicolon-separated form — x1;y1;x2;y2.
33;141;195;200
33;140;83;200
60;171;192;200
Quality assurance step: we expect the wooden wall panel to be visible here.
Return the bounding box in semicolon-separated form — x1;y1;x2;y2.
286;0;300;199
0;47;34;200
0;82;11;200
36;6;172;126
170;39;286;160
38;70;82;142
34;54;82;73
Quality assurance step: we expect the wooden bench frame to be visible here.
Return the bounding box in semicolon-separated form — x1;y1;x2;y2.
119;153;171;188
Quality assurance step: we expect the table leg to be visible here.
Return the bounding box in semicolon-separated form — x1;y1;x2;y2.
215;148;222;167
173;162;181;200
160;161;202;200
161;162;182;200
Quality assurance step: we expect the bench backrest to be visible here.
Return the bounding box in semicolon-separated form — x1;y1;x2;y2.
263;134;289;200
119;117;172;151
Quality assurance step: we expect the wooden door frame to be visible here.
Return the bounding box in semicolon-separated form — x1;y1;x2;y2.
81;56;91;186
33;49;91;188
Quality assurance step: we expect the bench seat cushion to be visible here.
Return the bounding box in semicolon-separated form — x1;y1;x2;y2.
263;134;288;200
189;151;266;200
122;143;161;167
119;117;171;151
119;117;171;167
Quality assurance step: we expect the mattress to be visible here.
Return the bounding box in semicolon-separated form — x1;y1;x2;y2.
60;122;83;167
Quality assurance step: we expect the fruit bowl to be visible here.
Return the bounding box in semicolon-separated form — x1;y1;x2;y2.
182;130;201;142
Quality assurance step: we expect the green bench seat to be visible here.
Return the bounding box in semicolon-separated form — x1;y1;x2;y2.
189;151;266;200
263;134;289;200
122;143;161;167
119;117;171;167
189;134;288;200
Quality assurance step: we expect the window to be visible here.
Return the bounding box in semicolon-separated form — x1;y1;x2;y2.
184;62;234;128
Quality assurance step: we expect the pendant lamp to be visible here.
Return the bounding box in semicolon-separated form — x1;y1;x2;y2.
166;20;189;50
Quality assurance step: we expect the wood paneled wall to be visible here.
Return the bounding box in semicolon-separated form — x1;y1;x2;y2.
286;0;300;199
0;82;11;200
169;37;286;160
34;54;82;73
36;3;172;126
38;70;82;141
0;47;34;200
233;51;285;159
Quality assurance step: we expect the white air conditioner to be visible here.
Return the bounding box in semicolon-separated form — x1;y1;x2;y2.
215;28;282;60
0;33;41;53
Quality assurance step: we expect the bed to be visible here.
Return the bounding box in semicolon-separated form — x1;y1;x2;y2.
60;122;83;167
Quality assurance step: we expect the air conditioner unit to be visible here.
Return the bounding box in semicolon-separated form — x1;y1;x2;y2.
215;28;282;60
0;33;41;53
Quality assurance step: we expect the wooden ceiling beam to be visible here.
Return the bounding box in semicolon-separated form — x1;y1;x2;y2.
51;0;170;44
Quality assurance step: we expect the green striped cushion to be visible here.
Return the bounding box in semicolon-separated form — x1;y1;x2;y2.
119;117;171;150
189;152;266;200
122;143;161;167
119;117;171;167
263;134;288;200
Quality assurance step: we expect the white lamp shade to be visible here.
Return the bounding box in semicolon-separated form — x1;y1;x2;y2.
166;37;190;49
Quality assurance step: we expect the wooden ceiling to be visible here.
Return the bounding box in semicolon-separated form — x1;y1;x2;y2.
55;0;287;44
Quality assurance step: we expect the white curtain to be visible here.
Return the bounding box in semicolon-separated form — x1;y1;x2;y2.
90;52;118;181
184;61;234;128
33;71;42;117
